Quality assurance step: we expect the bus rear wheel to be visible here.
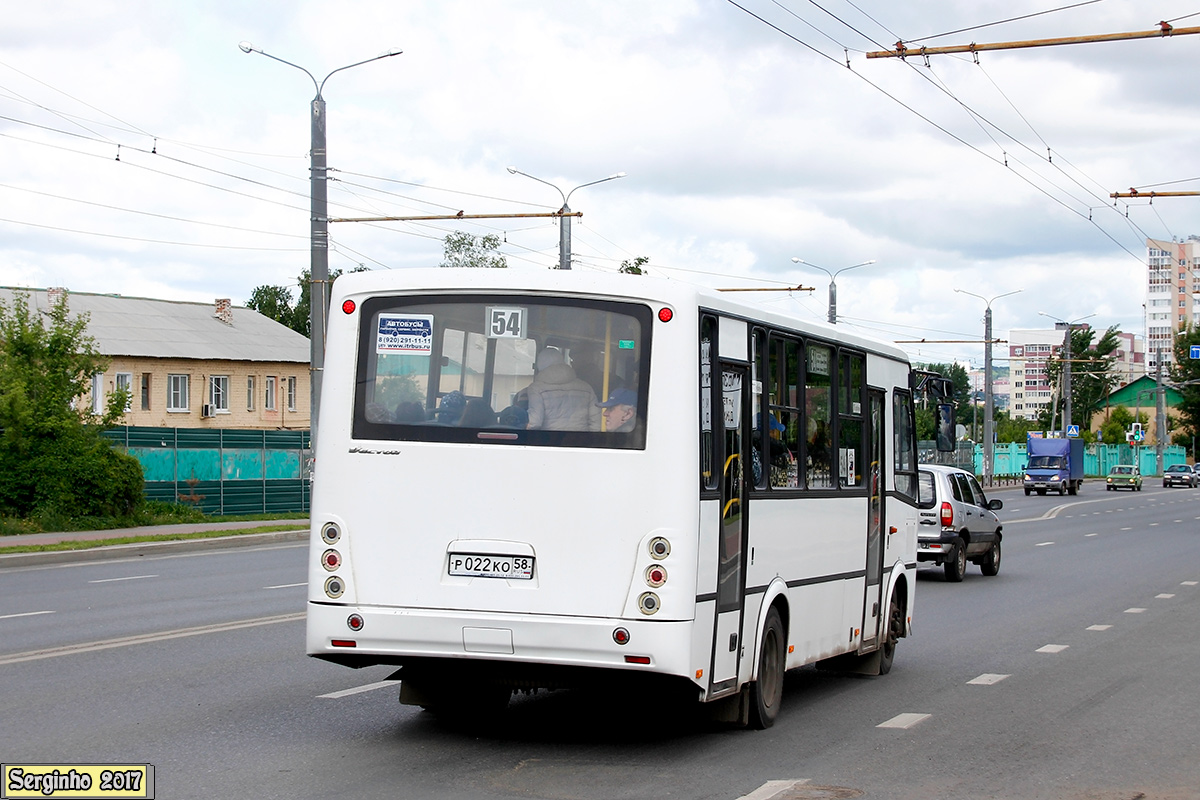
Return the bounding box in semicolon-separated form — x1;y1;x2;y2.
748;607;785;729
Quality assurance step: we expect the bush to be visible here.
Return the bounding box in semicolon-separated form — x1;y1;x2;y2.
0;427;143;519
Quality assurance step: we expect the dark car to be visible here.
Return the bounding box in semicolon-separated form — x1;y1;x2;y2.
1163;464;1197;488
917;464;1003;582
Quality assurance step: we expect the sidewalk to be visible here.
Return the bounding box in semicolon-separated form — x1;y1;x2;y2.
0;519;310;568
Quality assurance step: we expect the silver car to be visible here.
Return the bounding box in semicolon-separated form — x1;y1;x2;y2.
917;464;1003;582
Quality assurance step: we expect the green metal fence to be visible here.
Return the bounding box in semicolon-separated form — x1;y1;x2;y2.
102;426;311;515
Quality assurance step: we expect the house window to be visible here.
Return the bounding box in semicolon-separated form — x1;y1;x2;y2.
168;374;189;412
91;373;103;413
247;376;255;411
209;375;230;412
287;376;297;411
265;376;276;411
115;372;132;413
141;373;151;411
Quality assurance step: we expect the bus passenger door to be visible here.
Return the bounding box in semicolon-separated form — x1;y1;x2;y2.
861;389;886;648
711;364;748;693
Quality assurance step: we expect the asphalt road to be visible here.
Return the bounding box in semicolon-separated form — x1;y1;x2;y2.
1;484;1198;800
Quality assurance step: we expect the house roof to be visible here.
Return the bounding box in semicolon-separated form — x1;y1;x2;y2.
1107;374;1184;408
0;287;310;364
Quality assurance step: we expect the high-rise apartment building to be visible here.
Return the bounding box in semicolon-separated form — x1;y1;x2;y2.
1145;236;1200;371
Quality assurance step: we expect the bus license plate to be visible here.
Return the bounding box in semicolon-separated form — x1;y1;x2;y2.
448;553;534;580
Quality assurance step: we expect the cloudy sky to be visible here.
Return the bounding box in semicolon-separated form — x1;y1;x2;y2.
3;1;1197;369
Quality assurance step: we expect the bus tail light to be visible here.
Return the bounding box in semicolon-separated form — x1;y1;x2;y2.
648;537;670;560
322;549;342;571
332;640;356;648
320;522;341;544
638;592;660;615
613;628;630;645
624;655;651;664
324;576;345;598
645;565;667;588
940;502;953;527
347;614;364;631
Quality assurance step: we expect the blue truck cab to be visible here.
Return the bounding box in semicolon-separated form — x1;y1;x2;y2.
1023;436;1084;496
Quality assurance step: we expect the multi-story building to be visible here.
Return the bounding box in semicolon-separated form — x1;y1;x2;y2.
1008;329;1069;421
0;287;310;430
1145;236;1200;371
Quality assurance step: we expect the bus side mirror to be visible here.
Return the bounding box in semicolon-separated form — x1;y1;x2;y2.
935;403;955;452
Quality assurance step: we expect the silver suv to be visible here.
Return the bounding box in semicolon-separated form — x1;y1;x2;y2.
917;464;1003;582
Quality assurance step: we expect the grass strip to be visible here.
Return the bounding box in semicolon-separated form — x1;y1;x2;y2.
0;525;306;554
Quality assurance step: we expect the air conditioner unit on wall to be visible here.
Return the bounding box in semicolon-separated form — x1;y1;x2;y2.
201;404;214;418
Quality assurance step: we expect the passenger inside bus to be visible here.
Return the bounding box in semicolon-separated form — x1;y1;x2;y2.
435;390;466;424
393;401;426;423
597;388;637;433
523;347;601;431
459;398;497;427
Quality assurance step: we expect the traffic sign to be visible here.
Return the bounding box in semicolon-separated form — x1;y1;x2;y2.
1066;425;1080;438
1191;344;1200;359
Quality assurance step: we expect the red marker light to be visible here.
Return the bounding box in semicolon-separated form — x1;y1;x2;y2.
658;307;673;323
342;299;356;314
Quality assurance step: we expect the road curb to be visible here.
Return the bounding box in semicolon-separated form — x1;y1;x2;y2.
0;528;310;568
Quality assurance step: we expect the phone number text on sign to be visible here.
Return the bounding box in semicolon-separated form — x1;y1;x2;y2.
376;314;433;355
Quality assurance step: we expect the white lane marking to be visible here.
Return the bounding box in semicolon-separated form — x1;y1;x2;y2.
3;542;307;574
1036;542;1055;547
1120;527;1132;531
967;673;1009;685
1183;581;1198;586
878;713;930;729
1156;593;1176;599
1125;608;1147;614
737;780;811;800
318;679;400;699
1085;533;1098;537
1037;644;1069;654
1149;523;1160;527
0;612;304;665
88;574;158;584
0;610;55;620
264;582;306;589
1087;624;1112;631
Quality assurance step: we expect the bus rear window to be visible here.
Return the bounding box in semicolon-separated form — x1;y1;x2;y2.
352;294;651;448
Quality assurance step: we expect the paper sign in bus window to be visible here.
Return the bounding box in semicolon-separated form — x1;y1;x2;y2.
377;314;433;355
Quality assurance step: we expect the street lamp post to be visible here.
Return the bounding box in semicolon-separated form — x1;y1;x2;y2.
955;288;1021;485
790;258;876;324
239;42;402;453
506;168;626;270
1038;311;1095;438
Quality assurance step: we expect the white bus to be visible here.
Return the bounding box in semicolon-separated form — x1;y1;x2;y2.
307;268;920;728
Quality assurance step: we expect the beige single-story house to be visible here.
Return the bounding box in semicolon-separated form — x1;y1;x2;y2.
1;287;311;430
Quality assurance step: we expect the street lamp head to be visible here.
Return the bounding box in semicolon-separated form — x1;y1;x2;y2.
506;166;519;175
238;41;256;54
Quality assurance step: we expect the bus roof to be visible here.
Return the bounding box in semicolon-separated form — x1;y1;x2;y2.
333;267;911;363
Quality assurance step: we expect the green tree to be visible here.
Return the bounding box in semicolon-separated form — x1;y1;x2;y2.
620;256;650;275
248;266;367;337
1044;325;1121;433
994;409;1037;444
245;284;297;331
1169;324;1200;441
0;291;142;518
440;232;507;269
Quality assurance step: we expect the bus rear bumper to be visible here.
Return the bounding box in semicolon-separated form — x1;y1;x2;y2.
306;601;697;681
